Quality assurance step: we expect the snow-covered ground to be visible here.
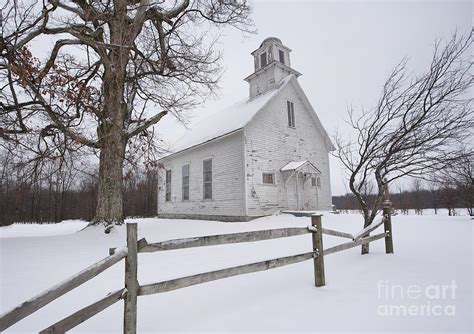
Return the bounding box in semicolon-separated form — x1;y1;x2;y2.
0;220;89;239
0;212;472;333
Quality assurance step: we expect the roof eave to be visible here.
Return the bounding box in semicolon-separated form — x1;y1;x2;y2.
159;128;244;161
287;79;335;152
244;62;301;82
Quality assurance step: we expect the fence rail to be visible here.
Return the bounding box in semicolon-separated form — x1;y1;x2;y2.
137;227;312;253
39;289;124;334
139;251;316;296
1;208;393;334
324;232;387;255
110;226;356;255
352;217;385;241
0;247;128;332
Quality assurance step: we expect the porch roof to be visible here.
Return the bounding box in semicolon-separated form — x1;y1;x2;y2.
280;160;321;173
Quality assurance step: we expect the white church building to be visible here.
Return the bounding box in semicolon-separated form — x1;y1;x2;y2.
157;37;334;221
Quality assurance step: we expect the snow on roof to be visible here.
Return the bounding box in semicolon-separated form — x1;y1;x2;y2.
280;160;308;171
280;160;321;173
167;75;293;156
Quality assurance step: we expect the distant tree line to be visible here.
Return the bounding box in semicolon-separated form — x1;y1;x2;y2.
0;149;158;226
333;179;473;216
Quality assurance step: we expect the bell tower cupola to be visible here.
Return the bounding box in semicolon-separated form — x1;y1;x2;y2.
244;37;301;99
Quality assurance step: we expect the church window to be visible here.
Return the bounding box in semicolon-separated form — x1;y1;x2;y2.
279;50;285;64
182;164;190;201
165;169;172;201
260;52;267;68
287;101;295;127
203;158;213;199
262;173;275;184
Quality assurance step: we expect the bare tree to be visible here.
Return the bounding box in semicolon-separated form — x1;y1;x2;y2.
395;182;409;215
411;179;424;215
1;0;253;229
435;151;473;216
451;155;473;216
334;32;473;253
440;185;458;216
427;181;440;214
0;146;164;225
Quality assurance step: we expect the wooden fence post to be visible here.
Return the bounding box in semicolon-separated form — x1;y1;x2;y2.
382;201;394;254
311;215;325;287
124;223;138;334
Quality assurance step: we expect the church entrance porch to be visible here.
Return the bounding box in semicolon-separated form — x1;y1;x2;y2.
281;160;321;211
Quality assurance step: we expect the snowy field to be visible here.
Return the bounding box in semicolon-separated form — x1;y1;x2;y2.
0;211;472;333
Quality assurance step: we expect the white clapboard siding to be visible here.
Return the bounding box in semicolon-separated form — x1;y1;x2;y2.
243;80;332;217
158;130;246;218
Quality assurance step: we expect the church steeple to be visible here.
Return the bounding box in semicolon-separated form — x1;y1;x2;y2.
244;37;301;99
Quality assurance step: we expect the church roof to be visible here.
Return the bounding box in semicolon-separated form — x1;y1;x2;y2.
167;75;293;156
164;74;334;158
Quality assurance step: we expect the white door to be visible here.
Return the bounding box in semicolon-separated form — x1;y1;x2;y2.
287;174;304;210
286;176;298;210
296;174;304;210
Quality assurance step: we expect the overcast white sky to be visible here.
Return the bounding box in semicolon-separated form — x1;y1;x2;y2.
23;0;472;195
155;0;472;195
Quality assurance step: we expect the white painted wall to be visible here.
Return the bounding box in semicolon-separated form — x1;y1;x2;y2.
244;80;332;217
247;64;296;99
158;131;246;218
157;79;333;220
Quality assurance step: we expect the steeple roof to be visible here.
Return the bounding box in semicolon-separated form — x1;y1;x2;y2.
259;37;282;47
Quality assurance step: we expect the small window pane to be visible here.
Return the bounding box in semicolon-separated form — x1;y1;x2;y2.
204;186;212;199
165;169;172;201
262;173;274;184
260;52;267;68
203;159;212;172
182;164;189;201
311;177;316;186
182;164;189;177
279;50;285;64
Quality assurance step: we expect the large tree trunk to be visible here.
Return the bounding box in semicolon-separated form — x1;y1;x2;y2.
93;61;128;228
361;216;370;255
94;130;127;226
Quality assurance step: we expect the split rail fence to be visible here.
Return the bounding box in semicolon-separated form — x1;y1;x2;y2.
0;205;393;333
